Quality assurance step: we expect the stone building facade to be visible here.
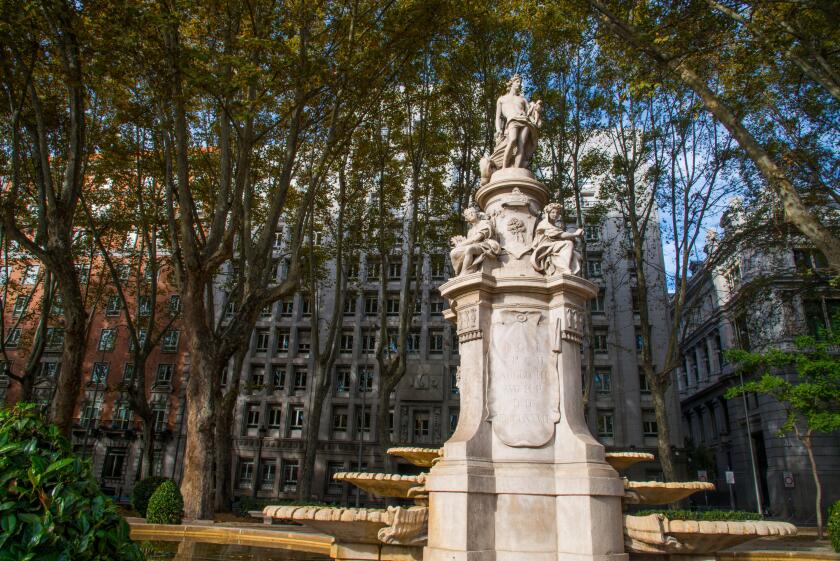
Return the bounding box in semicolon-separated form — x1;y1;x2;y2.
675;210;840;523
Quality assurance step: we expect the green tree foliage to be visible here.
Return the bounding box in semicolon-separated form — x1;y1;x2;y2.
132;476;170;518
829;500;840;552
145;480;184;525
726;327;840;537
0;403;143;560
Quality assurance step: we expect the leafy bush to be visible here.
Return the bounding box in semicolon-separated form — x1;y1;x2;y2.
0;403;143;560
829;500;840;553
146;480;184;524
132;476;170;517
635;509;763;521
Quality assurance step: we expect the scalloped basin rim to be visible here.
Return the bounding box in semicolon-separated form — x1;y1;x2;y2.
605;452;655;471
624;513;797;554
331;472;424;499
624;481;717;505
386;447;443;467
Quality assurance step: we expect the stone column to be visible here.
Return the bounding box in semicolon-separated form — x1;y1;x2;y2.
425;169;627;561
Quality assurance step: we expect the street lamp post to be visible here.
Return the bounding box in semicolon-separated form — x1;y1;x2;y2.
739;371;764;515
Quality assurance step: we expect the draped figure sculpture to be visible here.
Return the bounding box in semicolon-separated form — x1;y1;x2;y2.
450;207;501;276
530;203;584;276
479;74;543;185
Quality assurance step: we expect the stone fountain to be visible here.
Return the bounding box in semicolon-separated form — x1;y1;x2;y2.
263;75;796;561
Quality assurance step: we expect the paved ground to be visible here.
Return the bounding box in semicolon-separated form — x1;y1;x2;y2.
721;529;839;560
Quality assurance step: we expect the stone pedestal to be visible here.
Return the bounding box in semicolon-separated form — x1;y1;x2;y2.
425;169;627;561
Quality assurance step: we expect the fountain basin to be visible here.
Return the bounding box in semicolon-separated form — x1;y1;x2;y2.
386;447;442;468
624;513;797;554
606;451;655;472
332;472;425;500
624;481;716;505
262;505;428;547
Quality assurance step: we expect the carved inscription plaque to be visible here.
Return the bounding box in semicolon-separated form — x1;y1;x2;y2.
487;309;560;447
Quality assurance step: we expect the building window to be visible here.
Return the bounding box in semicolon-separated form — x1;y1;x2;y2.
429;296;444;316
340;333;354;353
81;398;103;427
51;294;63;316
129;329;147;351
346;259;360;281
91;362;109;385
429;331;444;354
451;331;459;355
407;331;421;355
587;259;602;278
591;289;605;313
642;410;658;437
358;368;374;393
413;411;431;442
272;366;286;389
343;297;357;316
105;296;121;317
430;255;446;280
293;368;307;391
260;304;273;319
250;367;265;387
289;407;304;431
273;230;284;249
152;406;167;432
333;407;349;433
45;327;64;350
449;410;459;435
261;461;276;490
276;329;291;353
122;363;135;384
12;296;28;317
4;328;21;348
450;366;459;395
300;294;312;317
592;329;608;353
594;368;611;394
388;260;402;280
364;294;379;316
297;330;311;355
355;408;372;439
361;334;377;354
39;361;59;380
366;258;381;281
597;412;614;437
631;288;641;313
585;224;600;242
279;300;293;317
138;295;152;317
639;372;651;394
168;295;181;315
793;248;828;272
246;404;261;429
268;406;282;428
635;329;645;352
162;329;180;353
98;329;117;351
101;447;126;479
282;461;299;492
23;265;40;285
113;403;132;429
238;458;255;488
335;367;351;393
155;364;174;386
327;462;345;495
386;295;400;317
254;329;270;353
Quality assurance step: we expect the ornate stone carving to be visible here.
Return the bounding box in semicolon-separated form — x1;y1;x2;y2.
487;309;560;447
456;305;482;342
562;304;585;344
377;506;429;546
480;75;543;185
531;202;584;276
449;207;501;276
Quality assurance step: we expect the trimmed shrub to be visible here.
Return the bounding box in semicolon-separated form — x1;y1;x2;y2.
829;500;840;553
635;509;763;521
132;475;170;517
0;403;143;560
146;480;184;524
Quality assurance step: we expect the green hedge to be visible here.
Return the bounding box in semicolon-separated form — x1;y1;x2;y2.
0;403;143;560
829;500;840;553
146;480;184;525
132;476;170;517
635;509;764;521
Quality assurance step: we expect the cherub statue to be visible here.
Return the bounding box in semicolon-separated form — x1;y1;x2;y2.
530;203;583;276
450;207;501;276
